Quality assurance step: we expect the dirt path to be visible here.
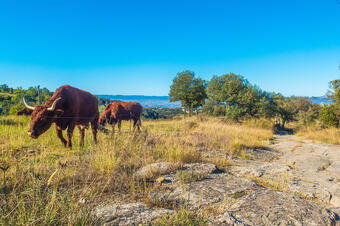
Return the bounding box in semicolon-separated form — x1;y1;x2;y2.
273;134;340;212
273;135;340;202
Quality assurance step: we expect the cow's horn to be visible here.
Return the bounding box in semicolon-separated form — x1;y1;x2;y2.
47;98;62;111
23;97;35;110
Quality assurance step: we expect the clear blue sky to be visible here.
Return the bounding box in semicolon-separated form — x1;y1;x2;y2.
0;0;339;96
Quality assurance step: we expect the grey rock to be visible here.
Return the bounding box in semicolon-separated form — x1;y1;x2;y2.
135;162;177;179
155;174;260;210
93;202;173;225
182;163;219;175
208;211;245;226
245;147;279;162
228;189;336;226
329;207;340;225
230;135;340;208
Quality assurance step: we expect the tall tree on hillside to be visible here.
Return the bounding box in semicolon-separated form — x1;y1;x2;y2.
328;79;340;106
169;70;207;116
273;94;298;128
207;73;269;120
319;79;340;127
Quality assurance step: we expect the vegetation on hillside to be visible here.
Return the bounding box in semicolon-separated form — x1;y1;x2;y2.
169;70;207;117
296;79;340;144
169;71;336;132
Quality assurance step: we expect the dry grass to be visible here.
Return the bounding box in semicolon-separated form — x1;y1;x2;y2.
296;126;340;145
245;172;290;192
0;115;273;225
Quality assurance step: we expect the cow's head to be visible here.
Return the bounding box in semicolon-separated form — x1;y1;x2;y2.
23;98;63;138
98;109;118;126
98;110;111;126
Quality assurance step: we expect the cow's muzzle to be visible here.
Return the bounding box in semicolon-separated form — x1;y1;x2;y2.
27;131;38;139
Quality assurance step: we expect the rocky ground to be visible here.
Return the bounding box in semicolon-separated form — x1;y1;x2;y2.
93;134;340;225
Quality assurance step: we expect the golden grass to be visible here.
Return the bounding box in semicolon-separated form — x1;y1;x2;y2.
0;115;273;224
296;126;340;145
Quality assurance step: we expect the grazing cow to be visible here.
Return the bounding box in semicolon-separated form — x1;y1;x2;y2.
16;108;33;116
98;101;142;134
23;85;99;148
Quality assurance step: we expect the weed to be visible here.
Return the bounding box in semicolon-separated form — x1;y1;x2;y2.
155;208;208;225
176;170;208;185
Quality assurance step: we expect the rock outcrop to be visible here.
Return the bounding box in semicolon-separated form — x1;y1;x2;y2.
94;134;340;225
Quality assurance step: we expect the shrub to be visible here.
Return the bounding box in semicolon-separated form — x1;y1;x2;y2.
319;105;339;128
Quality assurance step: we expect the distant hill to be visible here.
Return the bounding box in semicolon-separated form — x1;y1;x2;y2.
310;96;333;105
97;95;334;108
96;95;181;108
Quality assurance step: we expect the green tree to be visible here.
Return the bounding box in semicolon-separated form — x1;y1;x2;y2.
328;79;340;105
206;73;271;120
169;70;207;116
324;79;340;125
319;104;339;128
273;94;298;128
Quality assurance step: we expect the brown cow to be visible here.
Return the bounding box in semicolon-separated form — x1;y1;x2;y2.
16;108;33;116
98;101;142;134
23;85;99;148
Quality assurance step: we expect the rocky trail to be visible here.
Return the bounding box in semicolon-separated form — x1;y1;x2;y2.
93;134;340;225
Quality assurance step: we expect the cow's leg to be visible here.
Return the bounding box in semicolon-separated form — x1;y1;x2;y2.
78;125;85;147
137;118;142;131
66;123;75;148
133;118;138;131
55;126;67;147
91;117;98;144
118;120;122;132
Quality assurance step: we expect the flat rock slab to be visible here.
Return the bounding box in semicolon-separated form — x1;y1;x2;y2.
93;202;173;225
230;135;340;208
245;147;279;162
135;162;178;179
135;162;217;180
151;174;260;210
182;162;219;175
211;189;336;226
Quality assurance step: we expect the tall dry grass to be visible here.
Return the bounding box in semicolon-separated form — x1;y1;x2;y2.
297;126;340;145
0;115;273;224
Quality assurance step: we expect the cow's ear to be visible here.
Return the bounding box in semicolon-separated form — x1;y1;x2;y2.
54;109;64;117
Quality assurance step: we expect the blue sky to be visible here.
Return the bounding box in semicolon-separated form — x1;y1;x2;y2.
0;0;339;96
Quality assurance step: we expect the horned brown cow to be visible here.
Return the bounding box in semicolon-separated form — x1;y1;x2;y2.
98;101;142;134
23;85;99;148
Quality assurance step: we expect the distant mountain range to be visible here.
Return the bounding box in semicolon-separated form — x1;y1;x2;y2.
310;96;333;105
96;95;333;108
96;95;181;108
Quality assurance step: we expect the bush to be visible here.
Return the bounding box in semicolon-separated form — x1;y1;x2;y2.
225;105;246;121
213;105;226;116
9;104;23;115
319;105;339;128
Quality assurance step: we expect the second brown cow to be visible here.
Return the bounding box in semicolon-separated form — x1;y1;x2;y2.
98;101;143;134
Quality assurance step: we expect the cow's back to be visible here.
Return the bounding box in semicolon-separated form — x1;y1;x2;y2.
111;102;142;120
47;85;98;124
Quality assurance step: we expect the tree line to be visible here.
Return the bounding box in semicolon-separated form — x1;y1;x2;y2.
0;84;117;115
169;70;340;129
0;84;54;115
0;84;183;120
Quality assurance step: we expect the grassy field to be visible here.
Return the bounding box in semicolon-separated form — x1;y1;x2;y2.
0;115;273;225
